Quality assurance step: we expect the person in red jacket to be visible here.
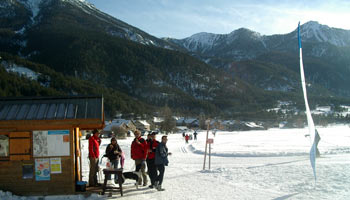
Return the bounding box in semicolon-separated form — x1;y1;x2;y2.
88;129;101;187
146;132;159;188
131;130;148;186
185;134;189;143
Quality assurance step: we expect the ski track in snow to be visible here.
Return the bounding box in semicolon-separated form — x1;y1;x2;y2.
180;145;188;154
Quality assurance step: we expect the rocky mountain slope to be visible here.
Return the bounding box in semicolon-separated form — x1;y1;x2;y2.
165;21;350;97
0;0;272;117
1;0;349;118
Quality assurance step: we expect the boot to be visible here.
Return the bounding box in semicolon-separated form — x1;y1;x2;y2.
156;185;165;191
154;181;159;188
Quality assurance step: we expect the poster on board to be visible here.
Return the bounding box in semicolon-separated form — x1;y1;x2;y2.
35;158;50;181
50;157;62;174
33;131;48;157
22;164;34;179
47;130;70;156
0;135;9;156
33;130;70;157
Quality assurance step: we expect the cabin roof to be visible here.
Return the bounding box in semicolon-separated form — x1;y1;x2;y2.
0;95;103;121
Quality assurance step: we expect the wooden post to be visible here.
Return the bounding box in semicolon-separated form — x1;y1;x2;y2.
209;143;211;170
79;130;83;181
203;119;210;170
70;128;75;193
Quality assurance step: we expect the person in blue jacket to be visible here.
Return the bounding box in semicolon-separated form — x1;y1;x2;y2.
154;135;171;191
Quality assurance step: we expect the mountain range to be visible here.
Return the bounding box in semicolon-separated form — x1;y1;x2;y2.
1;0;349;119
166;21;350;96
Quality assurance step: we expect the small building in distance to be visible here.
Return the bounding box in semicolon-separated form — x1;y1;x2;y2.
134;120;150;131
102;119;136;138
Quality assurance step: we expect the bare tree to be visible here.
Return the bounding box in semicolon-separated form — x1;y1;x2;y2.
111;126;127;139
199;113;206;130
160;106;176;134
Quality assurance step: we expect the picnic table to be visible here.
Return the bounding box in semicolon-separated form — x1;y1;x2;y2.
101;168;123;196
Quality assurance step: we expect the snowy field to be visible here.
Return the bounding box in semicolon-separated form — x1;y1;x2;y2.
1;124;350;199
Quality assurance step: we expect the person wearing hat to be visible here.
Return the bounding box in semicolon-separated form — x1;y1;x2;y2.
88;129;101;187
105;137;122;183
131;130;148;186
146;132;159;188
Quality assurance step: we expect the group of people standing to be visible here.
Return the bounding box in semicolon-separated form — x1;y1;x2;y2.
88;129;171;191
131;130;171;191
183;130;198;143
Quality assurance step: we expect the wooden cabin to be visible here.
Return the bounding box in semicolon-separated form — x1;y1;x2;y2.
134;120;150;131
0;96;104;195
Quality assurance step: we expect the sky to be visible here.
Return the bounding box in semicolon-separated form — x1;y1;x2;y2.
87;0;349;39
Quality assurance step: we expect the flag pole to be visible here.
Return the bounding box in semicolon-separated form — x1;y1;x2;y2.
298;22;318;182
203;119;210;170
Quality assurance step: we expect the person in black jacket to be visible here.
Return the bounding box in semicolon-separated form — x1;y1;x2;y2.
105;137;122;183
154;135;171;191
146;132;160;188
193;131;198;140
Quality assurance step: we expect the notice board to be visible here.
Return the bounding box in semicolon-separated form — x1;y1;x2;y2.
33;130;70;157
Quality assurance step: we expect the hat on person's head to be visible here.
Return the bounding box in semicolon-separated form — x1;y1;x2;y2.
92;129;100;134
111;137;117;142
150;132;157;135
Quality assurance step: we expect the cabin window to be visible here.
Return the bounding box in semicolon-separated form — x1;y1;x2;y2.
0;135;9;159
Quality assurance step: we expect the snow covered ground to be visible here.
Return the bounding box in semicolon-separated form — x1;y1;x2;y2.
1;124;350;199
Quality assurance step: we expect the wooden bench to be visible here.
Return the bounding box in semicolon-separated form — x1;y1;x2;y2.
101;168;123;196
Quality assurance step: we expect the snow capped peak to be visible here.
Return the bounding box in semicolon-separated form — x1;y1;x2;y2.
60;0;89;4
300;21;350;47
182;32;219;52
301;21;330;35
230;27;252;34
190;32;215;38
187;32;218;45
302;21;324;29
178;27;267;56
60;0;94;7
59;0;99;15
228;28;262;39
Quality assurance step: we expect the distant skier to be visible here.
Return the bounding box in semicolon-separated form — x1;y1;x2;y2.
185;134;189;143
193;131;198;140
